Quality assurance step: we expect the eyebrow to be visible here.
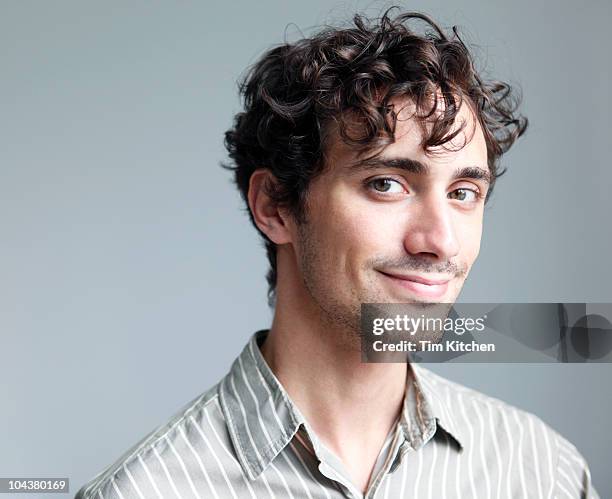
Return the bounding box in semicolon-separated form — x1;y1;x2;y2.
346;156;492;185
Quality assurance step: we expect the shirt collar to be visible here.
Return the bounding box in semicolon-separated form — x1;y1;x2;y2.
219;329;305;480
403;362;465;452
219;329;464;480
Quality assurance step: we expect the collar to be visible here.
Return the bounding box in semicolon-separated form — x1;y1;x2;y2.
218;329;305;480
219;330;464;480
404;362;465;452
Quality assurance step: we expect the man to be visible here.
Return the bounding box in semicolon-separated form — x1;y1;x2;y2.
77;8;599;498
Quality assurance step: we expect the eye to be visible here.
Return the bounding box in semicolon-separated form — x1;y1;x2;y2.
366;177;405;194
448;188;480;202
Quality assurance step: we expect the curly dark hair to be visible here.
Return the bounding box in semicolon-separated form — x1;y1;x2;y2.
222;7;528;307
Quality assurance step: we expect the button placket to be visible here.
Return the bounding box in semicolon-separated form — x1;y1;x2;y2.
363;427;405;499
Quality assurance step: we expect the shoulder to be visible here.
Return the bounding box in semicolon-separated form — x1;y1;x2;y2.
413;364;599;498
75;383;224;499
415;363;561;434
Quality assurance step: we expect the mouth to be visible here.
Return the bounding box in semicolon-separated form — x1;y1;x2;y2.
378;270;452;300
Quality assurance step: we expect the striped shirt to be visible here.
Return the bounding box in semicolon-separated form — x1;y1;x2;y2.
76;329;599;498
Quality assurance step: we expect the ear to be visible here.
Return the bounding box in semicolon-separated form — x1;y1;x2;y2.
247;169;293;245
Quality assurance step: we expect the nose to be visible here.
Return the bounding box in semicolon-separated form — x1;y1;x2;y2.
402;195;460;261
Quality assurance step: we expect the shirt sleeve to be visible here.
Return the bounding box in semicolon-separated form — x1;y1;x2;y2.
553;434;600;499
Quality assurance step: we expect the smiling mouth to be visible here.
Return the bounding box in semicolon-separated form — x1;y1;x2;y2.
378;270;452;299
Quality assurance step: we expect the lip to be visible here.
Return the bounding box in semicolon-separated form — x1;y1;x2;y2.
378;271;451;299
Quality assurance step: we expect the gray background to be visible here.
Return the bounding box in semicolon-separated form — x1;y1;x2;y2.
1;0;610;496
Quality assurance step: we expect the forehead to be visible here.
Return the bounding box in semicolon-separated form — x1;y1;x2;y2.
324;95;488;173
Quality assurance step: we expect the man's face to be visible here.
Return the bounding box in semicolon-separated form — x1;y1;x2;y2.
289;97;489;334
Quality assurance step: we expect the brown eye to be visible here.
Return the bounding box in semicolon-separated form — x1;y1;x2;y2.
448;188;478;202
368;178;404;193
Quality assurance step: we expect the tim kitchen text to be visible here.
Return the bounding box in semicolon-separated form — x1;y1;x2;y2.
372;340;495;352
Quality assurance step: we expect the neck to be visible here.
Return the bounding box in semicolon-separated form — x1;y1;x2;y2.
259;280;407;454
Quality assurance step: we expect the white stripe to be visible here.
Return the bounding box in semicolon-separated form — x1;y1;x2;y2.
110;478;125;499
176;426;220;499
512;409;529;499
399;446;409;496
412;445;424;495
457;392;478;498
153;445;184;499
187;415;238;499
137;454;164;499
268;461;296;499
474;400;491;497
447;391;461;499
97;489;104;499
203;405;260;499
486;404;503;499
441;432;450;499
558;461;582;491
427;435;438;499
558;440;585;467
165;434;203;499
81;480;97;498
558;453;572;468
83;474;104;498
500;408;514;499
279;450;314;499
123;463;145;499
527;417;543;498
557;475;575;498
454;421;462;495
541;422;555;499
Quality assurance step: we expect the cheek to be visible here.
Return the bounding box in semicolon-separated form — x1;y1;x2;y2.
326;194;394;254
304;191;377;283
